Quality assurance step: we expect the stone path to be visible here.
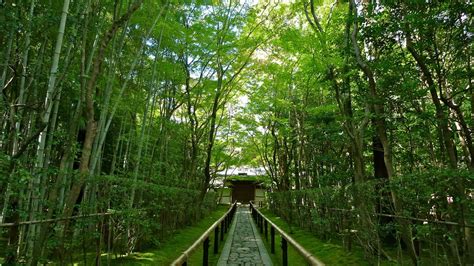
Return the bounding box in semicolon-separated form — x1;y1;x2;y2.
217;205;273;266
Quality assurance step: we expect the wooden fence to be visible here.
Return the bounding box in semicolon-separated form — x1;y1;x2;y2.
249;202;325;266
172;202;237;266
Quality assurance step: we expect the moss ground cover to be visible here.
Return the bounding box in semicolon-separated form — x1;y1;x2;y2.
259;208;373;265
91;205;230;265
0;205;230;265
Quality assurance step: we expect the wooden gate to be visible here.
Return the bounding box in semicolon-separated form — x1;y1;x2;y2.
231;181;255;203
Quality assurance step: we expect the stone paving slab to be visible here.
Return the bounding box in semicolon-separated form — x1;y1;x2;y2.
217;205;272;266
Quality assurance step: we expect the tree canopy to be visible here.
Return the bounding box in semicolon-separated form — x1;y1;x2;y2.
0;0;473;264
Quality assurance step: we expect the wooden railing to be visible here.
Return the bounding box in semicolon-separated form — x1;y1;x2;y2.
249;202;325;266
172;202;237;266
0;212;115;227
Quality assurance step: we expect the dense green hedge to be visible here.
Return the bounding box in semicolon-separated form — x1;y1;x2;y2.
268;169;474;264
1;174;218;264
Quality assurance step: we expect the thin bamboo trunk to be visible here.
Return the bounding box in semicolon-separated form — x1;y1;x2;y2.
110;121;124;175
129;21;165;207
12;0;36;157
29;40;74;261
61;1;143;243
88;12;129;176
0;26;14;126
93;5;165;183
7;1;70;264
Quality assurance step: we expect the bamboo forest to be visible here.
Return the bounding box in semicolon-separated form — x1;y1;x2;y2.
0;0;473;265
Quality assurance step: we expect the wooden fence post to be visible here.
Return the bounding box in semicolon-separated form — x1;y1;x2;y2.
282;237;288;266
214;226;219;254
220;222;224;241
264;220;268;240
203;237;209;266
270;226;275;254
225;216;229;232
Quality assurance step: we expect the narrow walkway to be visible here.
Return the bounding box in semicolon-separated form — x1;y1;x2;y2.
217;205;272;266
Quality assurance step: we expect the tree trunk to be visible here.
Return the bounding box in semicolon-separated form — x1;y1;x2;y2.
406;38;457;169
202;66;222;200
349;1;418;263
60;1;143;257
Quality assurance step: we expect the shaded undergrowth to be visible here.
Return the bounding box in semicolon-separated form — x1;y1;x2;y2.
259;208;382;265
